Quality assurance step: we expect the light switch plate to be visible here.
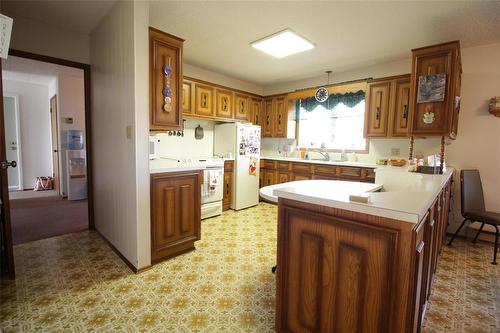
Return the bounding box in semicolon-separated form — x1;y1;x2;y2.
390;148;400;156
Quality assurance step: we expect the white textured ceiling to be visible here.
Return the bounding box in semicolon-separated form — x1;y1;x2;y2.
1;0;117;34
150;1;500;85
2;56;83;86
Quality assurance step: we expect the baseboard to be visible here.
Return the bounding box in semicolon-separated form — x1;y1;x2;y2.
95;230;151;274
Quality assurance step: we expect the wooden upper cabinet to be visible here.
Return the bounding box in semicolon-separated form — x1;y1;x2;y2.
263;98;273;137
274;96;287;138
182;79;194;115
215;88;233;119
149;27;184;131
234;93;250;121
365;80;391;137
390;76;412;137
194;83;215;117
251;98;263;126
408;41;461;139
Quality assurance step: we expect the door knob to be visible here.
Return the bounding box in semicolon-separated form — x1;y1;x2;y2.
0;160;17;169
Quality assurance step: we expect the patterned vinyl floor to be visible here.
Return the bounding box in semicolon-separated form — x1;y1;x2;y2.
0;203;498;332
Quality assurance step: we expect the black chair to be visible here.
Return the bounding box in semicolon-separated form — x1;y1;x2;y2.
448;169;500;264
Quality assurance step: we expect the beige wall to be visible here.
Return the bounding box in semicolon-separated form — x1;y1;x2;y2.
184;63;264;96
133;1;151;270
90;0;140;268
7;13;90;64
264;42;500;235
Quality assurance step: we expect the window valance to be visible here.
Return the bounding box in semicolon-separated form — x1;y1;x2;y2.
298;90;366;112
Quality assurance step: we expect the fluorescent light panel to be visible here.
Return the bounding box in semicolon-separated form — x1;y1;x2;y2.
251;29;314;58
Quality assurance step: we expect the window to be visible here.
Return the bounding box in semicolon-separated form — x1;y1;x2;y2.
297;100;366;151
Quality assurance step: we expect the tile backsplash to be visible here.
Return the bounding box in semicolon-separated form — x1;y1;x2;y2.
153;119;215;158
261;137;443;163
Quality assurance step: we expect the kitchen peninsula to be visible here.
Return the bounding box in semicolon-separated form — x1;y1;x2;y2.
269;168;453;333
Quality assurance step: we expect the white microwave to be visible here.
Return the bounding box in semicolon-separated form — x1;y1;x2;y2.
149;136;160;160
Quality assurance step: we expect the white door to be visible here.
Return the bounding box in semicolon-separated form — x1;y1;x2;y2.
3;95;22;191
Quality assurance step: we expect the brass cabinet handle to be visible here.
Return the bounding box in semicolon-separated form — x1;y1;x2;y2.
278;114;282;125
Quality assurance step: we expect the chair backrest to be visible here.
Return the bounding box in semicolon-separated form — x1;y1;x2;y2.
460;169;485;216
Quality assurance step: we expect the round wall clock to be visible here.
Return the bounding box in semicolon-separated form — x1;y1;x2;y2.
315;87;329;102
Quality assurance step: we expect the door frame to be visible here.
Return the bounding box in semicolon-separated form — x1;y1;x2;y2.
7;49;94;230
49;94;60;195
0;49;94;279
3;93;23;191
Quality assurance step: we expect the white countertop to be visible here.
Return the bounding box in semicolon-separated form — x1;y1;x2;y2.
263;168;453;224
149;159;205;174
261;156;380;168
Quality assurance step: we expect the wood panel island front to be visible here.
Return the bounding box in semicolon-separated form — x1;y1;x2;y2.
270;168;453;333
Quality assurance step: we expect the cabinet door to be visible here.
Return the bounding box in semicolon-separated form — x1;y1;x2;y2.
277;172;290;184
274;96;287;138
234;93;250;121
251;98;263;126
223;173;233;210
409;42;460;138
263;99;274;137
149;28;183;131
151;171;201;262
195;83;215;117
391;77;411;137
182;80;194;115
365;81;391;137
259;169;265;188
411;219;426;333
215;88;233;119
264;170;276;186
337;166;362;180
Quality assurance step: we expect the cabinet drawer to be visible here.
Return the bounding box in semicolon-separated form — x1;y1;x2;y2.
262;160;277;170
292;173;311;181
337;166;362;179
313;164;336;176
276;161;290;171
291;162;312;174
224;160;234;172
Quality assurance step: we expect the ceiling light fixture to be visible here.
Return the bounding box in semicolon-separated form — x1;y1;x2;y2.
250;29;314;59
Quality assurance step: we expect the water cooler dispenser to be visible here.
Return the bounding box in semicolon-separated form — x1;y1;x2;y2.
65;130;87;200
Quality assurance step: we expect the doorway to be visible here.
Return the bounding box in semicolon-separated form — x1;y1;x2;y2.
3;94;22;191
0;50;94;279
50;94;60;195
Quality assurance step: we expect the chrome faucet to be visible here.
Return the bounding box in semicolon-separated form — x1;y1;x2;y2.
318;143;330;161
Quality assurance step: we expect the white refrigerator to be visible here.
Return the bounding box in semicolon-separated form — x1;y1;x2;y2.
214;123;261;210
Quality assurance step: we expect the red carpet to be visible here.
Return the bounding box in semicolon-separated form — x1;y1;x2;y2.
9;196;88;245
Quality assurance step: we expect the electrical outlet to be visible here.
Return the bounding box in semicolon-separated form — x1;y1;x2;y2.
390;148;400;156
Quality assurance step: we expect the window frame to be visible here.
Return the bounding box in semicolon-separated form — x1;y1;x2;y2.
295;100;369;154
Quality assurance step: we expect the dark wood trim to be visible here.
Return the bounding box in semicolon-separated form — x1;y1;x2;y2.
411;40;460;53
0;60;15;279
148;26;185;42
95;230;151;274
8;49;95;230
367;73;411;83
8;49;90;69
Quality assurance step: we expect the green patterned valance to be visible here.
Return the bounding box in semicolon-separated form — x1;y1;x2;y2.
299;90;365;112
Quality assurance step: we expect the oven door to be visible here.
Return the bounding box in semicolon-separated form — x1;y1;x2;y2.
202;168;224;204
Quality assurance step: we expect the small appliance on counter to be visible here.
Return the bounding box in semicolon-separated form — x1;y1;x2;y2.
214;123;261;210
149;135;160;160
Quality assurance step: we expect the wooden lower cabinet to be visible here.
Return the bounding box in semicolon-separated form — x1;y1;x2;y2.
223;161;233;211
259;159;375;187
275;179;453;333
150;170;202;263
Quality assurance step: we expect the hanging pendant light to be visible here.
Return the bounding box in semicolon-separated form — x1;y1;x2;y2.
315;70;332;103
